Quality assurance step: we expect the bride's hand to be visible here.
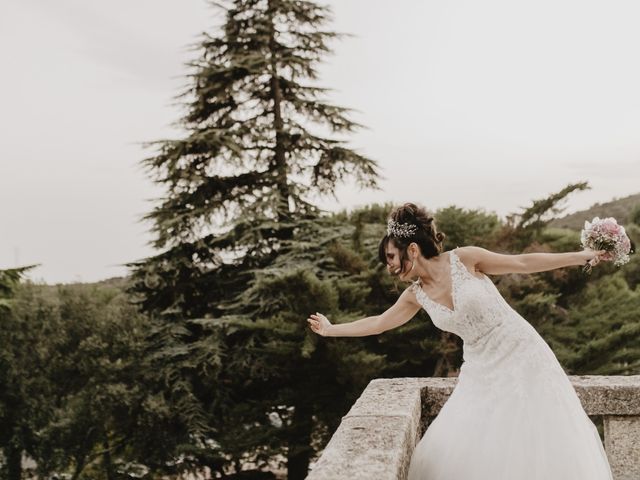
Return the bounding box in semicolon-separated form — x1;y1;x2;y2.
578;248;607;268
307;312;332;337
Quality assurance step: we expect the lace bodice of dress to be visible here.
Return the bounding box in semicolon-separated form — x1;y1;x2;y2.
407;249;614;480
411;249;515;345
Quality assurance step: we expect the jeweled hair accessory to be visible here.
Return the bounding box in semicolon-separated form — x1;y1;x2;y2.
387;219;418;238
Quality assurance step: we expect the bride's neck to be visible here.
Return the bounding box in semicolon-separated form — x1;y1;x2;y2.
413;253;447;285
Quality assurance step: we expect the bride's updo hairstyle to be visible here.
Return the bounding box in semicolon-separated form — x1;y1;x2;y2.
378;202;446;275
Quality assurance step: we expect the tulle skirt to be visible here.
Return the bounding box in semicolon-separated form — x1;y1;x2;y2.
407;319;613;480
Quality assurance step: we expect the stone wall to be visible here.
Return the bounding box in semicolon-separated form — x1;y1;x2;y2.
306;376;640;480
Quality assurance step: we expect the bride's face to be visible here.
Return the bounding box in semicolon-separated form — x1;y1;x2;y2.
384;241;414;281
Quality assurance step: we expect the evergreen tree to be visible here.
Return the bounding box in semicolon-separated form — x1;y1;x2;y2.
630;203;640;226
129;0;379;318
497;181;590;251
434;205;502;252
126;1;379;477
552;273;640;374
474;183;640;377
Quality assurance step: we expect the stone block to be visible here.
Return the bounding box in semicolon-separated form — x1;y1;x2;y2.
572;375;640;415
306;415;415;480
604;415;640;480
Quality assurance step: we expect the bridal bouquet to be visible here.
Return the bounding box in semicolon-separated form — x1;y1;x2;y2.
580;216;632;273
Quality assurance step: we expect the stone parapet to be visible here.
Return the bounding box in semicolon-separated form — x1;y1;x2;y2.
306;375;640;480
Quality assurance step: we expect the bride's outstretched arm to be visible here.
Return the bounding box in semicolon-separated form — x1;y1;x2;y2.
462;245;607;275
307;288;421;337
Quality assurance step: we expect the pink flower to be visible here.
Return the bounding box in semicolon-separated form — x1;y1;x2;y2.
580;216;632;273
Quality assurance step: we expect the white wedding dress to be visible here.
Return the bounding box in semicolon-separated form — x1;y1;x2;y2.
407;248;613;480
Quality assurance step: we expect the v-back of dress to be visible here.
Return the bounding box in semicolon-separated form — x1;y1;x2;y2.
407;249;613;480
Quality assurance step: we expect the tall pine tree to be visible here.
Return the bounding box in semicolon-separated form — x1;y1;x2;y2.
127;0;380;477
129;0;378;318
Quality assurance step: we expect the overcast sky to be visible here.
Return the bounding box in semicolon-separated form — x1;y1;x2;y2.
1;0;639;284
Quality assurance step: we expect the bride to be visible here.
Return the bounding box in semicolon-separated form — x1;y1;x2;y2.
307;203;613;479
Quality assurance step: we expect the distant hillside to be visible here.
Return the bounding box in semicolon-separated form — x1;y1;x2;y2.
549;192;640;230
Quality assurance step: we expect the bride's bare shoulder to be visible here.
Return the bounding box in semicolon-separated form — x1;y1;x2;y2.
402;282;422;306
452;246;489;277
453;245;526;276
